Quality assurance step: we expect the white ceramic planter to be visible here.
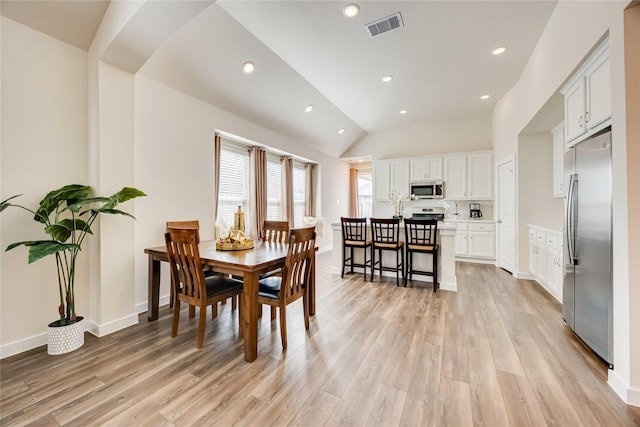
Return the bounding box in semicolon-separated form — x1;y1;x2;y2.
47;316;85;355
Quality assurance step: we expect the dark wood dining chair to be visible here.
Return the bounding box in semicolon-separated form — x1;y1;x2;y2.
257;226;316;349
340;217;373;281
263;220;290;243
166;220;227;309
370;217;405;286
404;218;439;291
165;228;244;349
261;220;291;319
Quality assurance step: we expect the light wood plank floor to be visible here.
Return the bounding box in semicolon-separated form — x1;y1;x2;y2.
2;254;639;426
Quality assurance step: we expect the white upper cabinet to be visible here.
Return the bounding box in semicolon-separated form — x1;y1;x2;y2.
467;153;493;199
585;48;611;129
444;155;467;199
552;122;564;198
373;161;390;200
410;157;443;181
373;159;410;201
444;152;493;200
391;159;410;195
561;38;611;146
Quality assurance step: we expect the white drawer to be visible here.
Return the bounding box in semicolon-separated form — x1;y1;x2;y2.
536;231;546;242
546;233;560;248
468;222;495;232
528;229;536;239
456;222;469;231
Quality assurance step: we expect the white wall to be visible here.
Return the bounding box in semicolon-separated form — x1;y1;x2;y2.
0;17;89;356
342;114;492;160
516;133;563;274
492;0;638;405
133;76;350;312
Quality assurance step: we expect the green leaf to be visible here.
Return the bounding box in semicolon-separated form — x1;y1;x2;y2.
44;219;92;242
35;185;91;223
108;187;147;207
27;241;79;263
0;194;22;212
92;208;136;219
66;197;110;213
5;240;79;263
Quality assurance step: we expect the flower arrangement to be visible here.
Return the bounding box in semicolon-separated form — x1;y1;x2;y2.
389;189;417;218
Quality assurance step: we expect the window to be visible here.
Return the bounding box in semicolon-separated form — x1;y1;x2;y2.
266;154;282;220
218;143;249;232
358;170;372;218
292;162;306;228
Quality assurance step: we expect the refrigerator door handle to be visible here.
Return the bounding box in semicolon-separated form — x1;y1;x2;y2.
566;173;577;264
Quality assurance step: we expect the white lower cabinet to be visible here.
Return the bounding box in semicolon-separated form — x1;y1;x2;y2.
453;221;495;260
528;225;562;301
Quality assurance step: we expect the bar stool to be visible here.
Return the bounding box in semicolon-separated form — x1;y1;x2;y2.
340;217;373;281
404;218;439;291
370;217;404;286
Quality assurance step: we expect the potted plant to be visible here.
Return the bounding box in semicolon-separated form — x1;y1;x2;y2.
1;184;146;355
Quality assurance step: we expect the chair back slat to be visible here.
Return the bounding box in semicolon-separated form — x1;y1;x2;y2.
165;228;206;303
404;218;438;246
263;220;290;243
341;217;367;242
281;227;316;303
370;218;401;244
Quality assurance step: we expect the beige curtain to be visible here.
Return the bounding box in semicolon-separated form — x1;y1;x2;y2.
213;134;222;238
249;147;267;240
305;163;315;217
349;168;359;217
282;157;294;228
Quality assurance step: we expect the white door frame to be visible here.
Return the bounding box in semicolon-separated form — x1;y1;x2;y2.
496;155;516;274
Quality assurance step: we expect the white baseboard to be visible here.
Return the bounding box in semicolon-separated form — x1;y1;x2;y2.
608;369;640;407
455;256;495;265
0;333;47;359
514;271;535;280
439;279;457;292
85;313;139;337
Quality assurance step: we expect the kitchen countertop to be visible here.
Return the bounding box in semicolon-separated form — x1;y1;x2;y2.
444;218;496;223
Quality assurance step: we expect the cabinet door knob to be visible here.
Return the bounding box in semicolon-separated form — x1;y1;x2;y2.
578;116;584;127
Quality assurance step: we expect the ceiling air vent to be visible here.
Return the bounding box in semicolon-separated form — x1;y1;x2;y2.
366;12;404;38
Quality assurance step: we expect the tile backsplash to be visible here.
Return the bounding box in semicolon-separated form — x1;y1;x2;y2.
405;199;494;220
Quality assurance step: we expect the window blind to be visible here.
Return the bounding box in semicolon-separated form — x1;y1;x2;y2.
266;154;282;220
218;143;249;232
293;163;306;227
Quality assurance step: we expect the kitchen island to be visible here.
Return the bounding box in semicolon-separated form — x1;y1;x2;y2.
330;221;458;292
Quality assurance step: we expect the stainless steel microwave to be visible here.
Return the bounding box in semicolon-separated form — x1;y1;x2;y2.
410;180;444;199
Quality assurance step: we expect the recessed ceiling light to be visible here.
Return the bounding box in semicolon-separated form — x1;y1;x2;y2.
400;109;408;114
242;61;255;74
343;3;360;18
381;75;393;83
338;128;345;134
492;46;507;55
305;105;314;113
358;159;363;163
480;94;490;100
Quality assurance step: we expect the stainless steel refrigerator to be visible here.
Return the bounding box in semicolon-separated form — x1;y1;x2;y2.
563;128;613;367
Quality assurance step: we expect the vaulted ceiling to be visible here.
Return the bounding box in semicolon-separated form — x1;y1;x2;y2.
1;0;557;158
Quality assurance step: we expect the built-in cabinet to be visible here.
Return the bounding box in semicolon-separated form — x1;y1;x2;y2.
410;157;443;181
552;122;564;198
453;221;495;260
561;38;611;146
528;225;563;301
444;152;493;200
373;159;410;200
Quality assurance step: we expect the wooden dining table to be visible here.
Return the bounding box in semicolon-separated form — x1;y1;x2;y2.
144;240;315;362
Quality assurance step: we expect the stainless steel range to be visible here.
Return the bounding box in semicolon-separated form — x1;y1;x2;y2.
410;207;445;221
